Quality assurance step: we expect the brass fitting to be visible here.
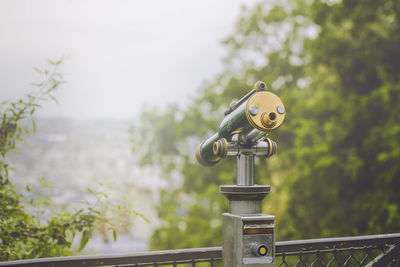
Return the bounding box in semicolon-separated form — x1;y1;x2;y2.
254;81;267;92
213;138;228;158
245;91;285;132
265;138;277;158
261;112;277;128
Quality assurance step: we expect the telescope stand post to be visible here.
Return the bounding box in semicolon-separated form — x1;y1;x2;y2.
221;147;275;267
237;153;254;186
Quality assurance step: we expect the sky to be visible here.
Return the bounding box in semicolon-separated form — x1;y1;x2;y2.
0;0;258;119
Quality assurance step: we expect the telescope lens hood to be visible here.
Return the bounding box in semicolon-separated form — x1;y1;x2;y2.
196;140;221;166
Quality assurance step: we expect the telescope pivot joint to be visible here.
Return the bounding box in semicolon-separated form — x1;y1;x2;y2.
213;136;277;159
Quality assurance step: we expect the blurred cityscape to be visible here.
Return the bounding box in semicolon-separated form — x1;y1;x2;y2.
8;117;165;253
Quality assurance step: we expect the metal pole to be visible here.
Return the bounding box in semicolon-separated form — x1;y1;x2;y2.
221;143;275;267
236;153;254;186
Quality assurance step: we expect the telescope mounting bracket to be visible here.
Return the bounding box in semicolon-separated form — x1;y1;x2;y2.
223;133;277;186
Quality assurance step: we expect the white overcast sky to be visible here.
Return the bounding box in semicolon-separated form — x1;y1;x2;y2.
0;0;258;119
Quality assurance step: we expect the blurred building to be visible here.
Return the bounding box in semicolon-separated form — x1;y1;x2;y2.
8;117;165;253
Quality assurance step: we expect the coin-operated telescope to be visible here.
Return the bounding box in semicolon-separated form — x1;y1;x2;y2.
196;81;285;267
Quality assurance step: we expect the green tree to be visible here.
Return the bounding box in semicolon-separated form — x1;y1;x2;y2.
0;58;118;260
282;0;400;239
130;0;400;249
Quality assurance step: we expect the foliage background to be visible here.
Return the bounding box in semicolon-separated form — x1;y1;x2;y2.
130;0;400;249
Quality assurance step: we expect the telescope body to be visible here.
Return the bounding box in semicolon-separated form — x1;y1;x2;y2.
196;86;285;166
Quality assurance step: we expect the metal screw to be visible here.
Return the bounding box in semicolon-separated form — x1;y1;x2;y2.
249;105;259;115
277;106;285;114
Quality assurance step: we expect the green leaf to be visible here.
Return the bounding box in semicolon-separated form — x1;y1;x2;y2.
112;229;117;241
79;230;91;251
31;118;36;133
139;214;150;223
33;67;43;73
49;95;58;104
65;229;74;243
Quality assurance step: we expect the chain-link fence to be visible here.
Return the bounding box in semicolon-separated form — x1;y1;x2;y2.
1;233;399;267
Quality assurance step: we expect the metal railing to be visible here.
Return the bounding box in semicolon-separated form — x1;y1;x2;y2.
275;233;400;266
1;233;399;267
